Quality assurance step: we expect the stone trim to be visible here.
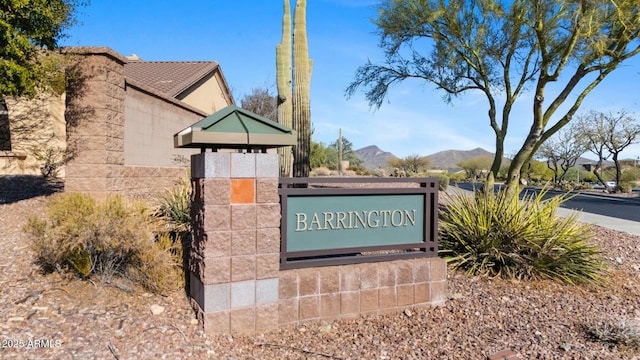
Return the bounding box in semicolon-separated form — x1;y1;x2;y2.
61;46;129;64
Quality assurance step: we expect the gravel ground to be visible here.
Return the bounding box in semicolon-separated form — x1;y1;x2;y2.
1;180;640;359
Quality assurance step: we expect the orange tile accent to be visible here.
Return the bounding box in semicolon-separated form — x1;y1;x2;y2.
230;179;255;204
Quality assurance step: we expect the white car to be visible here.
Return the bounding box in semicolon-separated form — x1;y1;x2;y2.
605;181;617;189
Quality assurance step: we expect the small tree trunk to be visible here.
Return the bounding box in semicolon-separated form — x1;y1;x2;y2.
504;140;538;200
613;153;622;193
489;133;504;179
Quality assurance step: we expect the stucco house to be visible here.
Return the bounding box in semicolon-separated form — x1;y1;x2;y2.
0;46;234;198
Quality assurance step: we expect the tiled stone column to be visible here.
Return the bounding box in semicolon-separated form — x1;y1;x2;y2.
189;152;281;335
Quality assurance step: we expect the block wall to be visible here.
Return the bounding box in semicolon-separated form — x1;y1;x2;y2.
123;165;188;199
278;258;447;327
64;47;127;197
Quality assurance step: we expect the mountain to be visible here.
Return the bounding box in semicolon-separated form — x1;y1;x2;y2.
427;147;494;169
354;145;497;170
355;144;608;172
354;145;397;170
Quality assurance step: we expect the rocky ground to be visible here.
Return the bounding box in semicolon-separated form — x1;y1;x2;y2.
1;178;640;359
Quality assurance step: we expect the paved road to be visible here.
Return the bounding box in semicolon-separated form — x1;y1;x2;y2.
544;189;640;222
450;182;640;222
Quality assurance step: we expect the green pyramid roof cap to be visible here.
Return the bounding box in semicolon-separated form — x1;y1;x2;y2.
174;105;297;150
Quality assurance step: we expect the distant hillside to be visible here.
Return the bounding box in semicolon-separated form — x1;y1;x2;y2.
355;145;606;171
354;145;397;170
427;148;494;170
355;146;497;170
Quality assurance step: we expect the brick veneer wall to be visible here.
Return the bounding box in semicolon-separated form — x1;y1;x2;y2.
190;152;448;335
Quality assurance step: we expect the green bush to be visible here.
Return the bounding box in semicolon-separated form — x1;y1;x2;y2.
153;176;191;233
436;174;449;191
448;172;466;182
24;193;182;293
439;189;607;285
618;181;634;193
152;176;193;283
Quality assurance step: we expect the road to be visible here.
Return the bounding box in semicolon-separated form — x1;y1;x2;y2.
450;182;640;223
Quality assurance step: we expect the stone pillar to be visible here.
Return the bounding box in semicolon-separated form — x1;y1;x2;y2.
189;152;281;334
64;47;127;196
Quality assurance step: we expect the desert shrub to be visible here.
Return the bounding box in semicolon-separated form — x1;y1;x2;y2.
31;146;67;179
310;167;331;176
618;181;634;193
439;189;607;285
585;317;640;350
421;172;449;191
24;193;182;293
152;177;193;285
448;172;466;182
153;176;191;233
573;182;593;191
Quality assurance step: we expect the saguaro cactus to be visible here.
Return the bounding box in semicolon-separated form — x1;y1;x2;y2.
276;0;293;177
277;0;312;178
292;0;312;178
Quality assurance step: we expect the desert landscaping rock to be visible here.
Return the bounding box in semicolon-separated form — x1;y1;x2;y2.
150;304;165;316
2;194;640;359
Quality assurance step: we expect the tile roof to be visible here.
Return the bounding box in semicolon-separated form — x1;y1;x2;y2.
124;61;220;98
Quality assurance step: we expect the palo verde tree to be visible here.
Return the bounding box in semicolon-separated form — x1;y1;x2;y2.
276;0;313;177
0;0;85;97
576;109;640;191
347;0;640;199
458;155;493;181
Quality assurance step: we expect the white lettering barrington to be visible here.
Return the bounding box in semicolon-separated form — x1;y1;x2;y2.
294;209;417;232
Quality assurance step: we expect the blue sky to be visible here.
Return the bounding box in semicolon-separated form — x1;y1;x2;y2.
60;0;640;160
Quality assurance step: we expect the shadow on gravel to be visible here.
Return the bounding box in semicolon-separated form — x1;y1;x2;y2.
0;175;64;205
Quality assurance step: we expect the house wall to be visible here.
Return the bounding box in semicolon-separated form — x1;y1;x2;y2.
2;46;234;199
124;84;204;168
0;93;66;176
63;46;226;199
122;82;207;198
178;71;233;115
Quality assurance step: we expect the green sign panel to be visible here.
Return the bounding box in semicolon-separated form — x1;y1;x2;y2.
285;194;425;252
